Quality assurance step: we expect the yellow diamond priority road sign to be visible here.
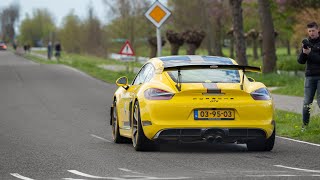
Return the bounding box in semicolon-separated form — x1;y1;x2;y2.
145;1;171;28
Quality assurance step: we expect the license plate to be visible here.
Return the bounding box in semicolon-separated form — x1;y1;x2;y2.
194;109;235;120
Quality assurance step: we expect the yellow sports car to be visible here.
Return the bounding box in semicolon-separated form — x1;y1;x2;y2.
110;55;275;151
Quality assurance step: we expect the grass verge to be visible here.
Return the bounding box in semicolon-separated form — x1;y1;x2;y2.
247;72;304;97
276;110;320;144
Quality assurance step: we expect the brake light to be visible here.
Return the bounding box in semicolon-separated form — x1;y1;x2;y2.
250;88;271;100
144;88;174;100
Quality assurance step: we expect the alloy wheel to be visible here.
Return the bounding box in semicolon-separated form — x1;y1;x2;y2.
132;104;139;147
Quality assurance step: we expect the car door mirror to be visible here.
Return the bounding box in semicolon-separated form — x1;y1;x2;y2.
247;77;255;82
116;76;128;87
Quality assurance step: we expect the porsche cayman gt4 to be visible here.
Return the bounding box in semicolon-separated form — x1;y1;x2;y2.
110;55;275;151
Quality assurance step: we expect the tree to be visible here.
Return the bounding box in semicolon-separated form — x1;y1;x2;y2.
166;30;184;55
148;36;166;58
270;1;294;55
19;9;55;46
283;0;320;9
168;0;229;56
182;30;206;55
81;4;104;56
58;11;82;53
205;0;228;56
103;0;153;56
227;28;234;58
258;0;277;73
0;3;20;43
247;29;259;60
229;0;247;65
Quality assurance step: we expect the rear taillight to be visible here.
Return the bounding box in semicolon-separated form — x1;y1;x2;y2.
250;88;271;100
144;88;174;100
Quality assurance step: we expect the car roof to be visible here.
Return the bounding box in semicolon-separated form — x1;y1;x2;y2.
152;55;236;68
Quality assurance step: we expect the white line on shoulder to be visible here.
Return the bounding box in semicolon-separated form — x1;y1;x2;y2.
276;136;320;147
68;170;117;179
118;168;143;174
90;134;111;142
274;165;320;173
246;175;297;177
10;173;35;180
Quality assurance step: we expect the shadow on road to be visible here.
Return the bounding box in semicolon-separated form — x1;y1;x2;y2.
157;142;248;153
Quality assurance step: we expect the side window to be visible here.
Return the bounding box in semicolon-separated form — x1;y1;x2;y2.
132;64;152;85
140;64;152;82
132;67;145;85
144;65;155;83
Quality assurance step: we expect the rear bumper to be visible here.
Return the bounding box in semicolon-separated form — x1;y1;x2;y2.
153;128;268;143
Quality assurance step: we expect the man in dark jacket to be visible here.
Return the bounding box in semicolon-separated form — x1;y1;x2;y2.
47;41;52;60
298;22;320;131
55;41;61;61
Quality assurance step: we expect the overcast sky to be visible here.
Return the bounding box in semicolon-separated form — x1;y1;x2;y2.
1;0;167;27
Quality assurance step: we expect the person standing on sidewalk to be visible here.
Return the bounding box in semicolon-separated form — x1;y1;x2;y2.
55;41;61;62
47;41;53;60
298;22;320;131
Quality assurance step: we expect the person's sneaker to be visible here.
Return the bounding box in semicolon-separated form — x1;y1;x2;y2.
301;124;308;132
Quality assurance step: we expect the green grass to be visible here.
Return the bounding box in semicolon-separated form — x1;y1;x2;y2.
24;53;58;64
247;72;304;97
276;110;320;144
272;78;304;97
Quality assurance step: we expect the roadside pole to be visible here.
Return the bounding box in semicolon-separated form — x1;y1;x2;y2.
157;28;161;57
145;0;171;57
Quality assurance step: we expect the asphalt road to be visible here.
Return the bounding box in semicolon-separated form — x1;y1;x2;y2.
0;51;319;180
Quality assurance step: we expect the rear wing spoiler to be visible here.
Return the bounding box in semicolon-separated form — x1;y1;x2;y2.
164;64;261;73
163;64;261;91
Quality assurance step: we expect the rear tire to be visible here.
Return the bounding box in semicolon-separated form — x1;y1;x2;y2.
246;127;275;151
111;101;128;143
132;101;158;151
264;127;276;151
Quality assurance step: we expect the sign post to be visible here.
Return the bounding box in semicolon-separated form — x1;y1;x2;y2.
156;28;161;57
119;40;135;56
145;0;171;57
119;40;135;72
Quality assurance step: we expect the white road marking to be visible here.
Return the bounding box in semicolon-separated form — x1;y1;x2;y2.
247;175;301;177
118;168;143;174
277;136;320;147
90;134;111;142
122;176;190;180
10;173;35;180
202;170;288;173
68;170;110;179
274;165;320;173
62;178;88;180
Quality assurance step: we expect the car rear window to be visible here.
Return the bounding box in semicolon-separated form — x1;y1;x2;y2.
167;69;240;83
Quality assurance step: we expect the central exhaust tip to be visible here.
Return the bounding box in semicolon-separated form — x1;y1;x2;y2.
205;135;223;143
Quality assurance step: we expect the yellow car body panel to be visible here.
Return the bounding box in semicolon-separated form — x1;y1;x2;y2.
112;56;274;145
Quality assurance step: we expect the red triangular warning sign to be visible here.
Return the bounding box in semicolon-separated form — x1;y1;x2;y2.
119;40;135;56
